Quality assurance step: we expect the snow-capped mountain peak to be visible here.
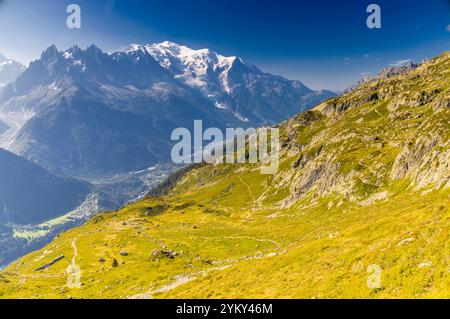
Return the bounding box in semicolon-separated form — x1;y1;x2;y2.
144;41;237;78
119;41;335;123
129;42;244;112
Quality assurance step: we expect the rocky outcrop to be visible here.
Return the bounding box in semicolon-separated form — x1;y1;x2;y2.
391;133;450;190
276;51;450;206
432;93;450;112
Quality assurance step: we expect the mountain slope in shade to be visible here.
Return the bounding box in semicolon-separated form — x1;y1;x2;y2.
0;53;25;87
0;148;92;225
0;52;448;298
0;147;116;267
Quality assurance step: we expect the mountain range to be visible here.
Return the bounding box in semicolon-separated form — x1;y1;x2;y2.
0;43;335;267
0;51;448;298
0;43;334;178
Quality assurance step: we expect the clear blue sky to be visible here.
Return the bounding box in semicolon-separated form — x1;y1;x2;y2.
0;0;449;90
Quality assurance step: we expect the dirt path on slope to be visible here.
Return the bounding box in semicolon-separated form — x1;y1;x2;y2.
71;238;78;265
238;176;256;204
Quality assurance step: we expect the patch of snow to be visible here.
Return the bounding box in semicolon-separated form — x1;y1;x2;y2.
214;102;227;109
63;51;73;59
234;112;249;122
49;82;59;91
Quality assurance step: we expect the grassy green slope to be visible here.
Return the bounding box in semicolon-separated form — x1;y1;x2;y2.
0;52;449;299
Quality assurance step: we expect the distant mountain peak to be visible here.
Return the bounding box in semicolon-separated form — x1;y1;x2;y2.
345;60;421;93
378;62;418;78
0;52;25;87
41;44;60;59
86;44;104;55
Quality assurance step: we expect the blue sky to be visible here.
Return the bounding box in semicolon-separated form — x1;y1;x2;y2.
0;0;449;90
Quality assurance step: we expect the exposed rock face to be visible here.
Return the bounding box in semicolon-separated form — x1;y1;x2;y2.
391;134;450;190
271;51;450;205
432;94;450;112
